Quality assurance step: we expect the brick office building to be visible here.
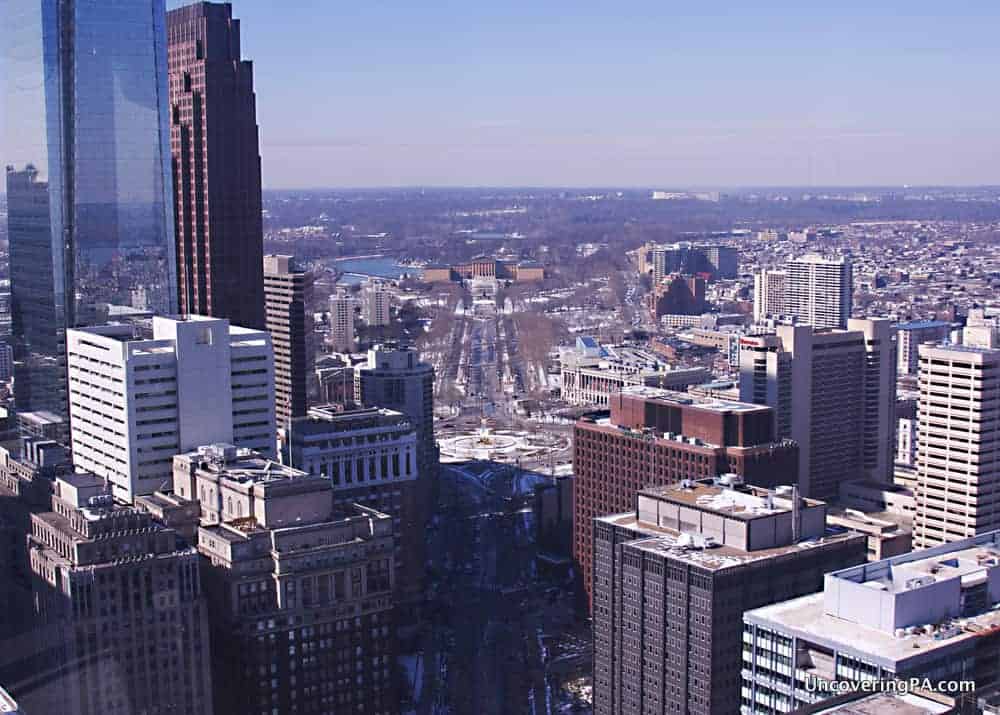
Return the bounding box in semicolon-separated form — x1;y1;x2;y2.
592;480;866;715
573;385;798;607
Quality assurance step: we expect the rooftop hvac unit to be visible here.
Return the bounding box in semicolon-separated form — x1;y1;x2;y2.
905;575;935;590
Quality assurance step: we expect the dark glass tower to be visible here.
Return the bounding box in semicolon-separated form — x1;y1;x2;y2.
5;0;178;415
167;2;266;330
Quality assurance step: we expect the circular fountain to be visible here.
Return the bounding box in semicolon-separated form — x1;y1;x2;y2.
437;420;569;464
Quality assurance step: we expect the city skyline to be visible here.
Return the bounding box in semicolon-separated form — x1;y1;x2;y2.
6;1;1000;712
2;1;1000;188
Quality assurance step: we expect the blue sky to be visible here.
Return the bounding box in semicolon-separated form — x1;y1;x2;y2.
3;0;999;188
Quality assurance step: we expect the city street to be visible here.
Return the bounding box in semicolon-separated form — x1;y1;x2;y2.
405;462;589;715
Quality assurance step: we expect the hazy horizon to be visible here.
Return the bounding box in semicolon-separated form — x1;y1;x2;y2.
3;0;999;189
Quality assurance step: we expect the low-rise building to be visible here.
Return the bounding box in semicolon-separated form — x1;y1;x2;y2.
838;479;916;519
16;410;68;444
559;338;708;407
742;531;1000;713
420;256;545;283
826;508;912;561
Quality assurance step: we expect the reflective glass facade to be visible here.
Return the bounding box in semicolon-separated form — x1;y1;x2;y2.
5;0;178;414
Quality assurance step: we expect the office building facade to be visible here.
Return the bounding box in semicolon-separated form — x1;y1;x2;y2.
329;293;356;353
897;320;952;376
593;480;866;715
704;245;739;279
633;243;738;282
171;444;396;715
6;0;177;414
914;345;1000;549
786;254;852;329
739;319;896;500
753;270;788;322
742;532;1000;713
67;315;275;502
264;254;314;424
167;1;265;329
26;473;212;715
356;345;438;507
573;385;799;606
287;406;423;605
649;275;706;320
362;282;393;328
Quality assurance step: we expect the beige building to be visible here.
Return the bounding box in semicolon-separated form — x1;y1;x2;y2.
328;292;356;353
753;269;787;322
964;309;1000;349
914;345;1000;549
26;473;212;715
264;255;315;425
171;443;397;715
287;406;423;607
739;319;896;500
362;280;393;327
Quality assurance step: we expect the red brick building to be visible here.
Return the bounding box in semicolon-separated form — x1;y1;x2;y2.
647;274;707;320
573;386;798;608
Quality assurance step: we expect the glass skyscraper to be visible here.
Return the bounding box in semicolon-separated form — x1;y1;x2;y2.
6;0;178;414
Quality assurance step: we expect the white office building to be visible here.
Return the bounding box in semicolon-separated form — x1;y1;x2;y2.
753;269;788;322
329;292;356;353
742;531;1000;714
914;344;1000;549
67;315;275;502
786;254;852;329
963;309;1000;349
362;281;392;327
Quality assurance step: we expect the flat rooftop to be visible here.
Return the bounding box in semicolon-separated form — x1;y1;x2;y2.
813;692;954;714
200;506;379;540
181;446;309;484
303;405;407;426
856;542;1000;595
60;472;106;490
748;534;1000;667
919;343;1000;358
746;589;1000;668
596;510;856;573
695;379;739;390
619;384;768;413
897;320;951;330
209;458;308;484
640;481;822;521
